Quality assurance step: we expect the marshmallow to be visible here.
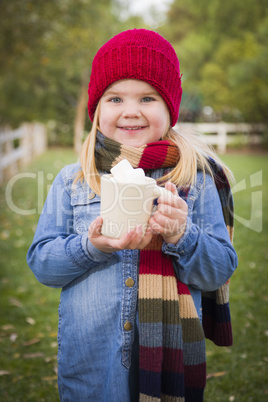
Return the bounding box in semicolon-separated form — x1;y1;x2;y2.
110;159;133;181
110;159;146;184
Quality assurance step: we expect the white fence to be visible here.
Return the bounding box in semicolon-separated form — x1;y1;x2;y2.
0;123;47;184
175;122;266;154
0;121;266;183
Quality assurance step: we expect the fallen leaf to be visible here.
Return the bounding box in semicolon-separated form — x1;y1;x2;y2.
206;371;227;380
3;221;11;229
23;352;44;359
10;333;18;342
0;332;11;339
17;287;27;293
1;324;15;331
42;376;57;381
23;338;41;347
26;317;36;325
12;375;23;383
9;297;23;308
36;333;45;338
0;230;10;239
37;297;47;305
0;370;11;376
45;356;57;363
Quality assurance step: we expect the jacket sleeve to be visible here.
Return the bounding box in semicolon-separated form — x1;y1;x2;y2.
162;174;238;292
26;169;114;288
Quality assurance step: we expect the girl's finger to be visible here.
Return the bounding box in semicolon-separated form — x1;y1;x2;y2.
125;225;144;249
164;181;177;195
108;229;136;250
157;203;187;218
157;184;183;209
150;218;170;235
88;216;103;238
158;193;187;212
138;226;153;249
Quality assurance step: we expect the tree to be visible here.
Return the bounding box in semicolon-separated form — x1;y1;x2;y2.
159;0;268;122
0;0;144;149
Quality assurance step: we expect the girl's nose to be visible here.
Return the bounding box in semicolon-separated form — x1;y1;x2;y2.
121;104;142;118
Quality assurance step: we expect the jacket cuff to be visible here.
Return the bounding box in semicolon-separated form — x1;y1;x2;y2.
66;233;114;268
82;233;115;262
162;217;199;257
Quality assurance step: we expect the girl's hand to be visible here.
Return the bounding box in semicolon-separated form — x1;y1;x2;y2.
149;182;188;245
88;216;153;254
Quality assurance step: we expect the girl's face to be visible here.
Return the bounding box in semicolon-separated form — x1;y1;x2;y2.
98;79;170;147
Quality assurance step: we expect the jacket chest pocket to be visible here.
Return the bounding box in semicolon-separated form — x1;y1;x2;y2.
71;191;101;235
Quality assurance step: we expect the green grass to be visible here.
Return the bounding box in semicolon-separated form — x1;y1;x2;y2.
0;149;267;401
205;154;268;402
0;149;77;401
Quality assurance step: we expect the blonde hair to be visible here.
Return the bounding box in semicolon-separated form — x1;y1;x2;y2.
76;104;234;195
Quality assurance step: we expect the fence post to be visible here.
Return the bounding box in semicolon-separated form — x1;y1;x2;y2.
4;126;18;177
32;123;47;156
20;123;33;166
0;123;47;184
217;123;227;154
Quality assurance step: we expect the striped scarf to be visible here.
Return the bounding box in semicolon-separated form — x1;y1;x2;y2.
95;131;234;401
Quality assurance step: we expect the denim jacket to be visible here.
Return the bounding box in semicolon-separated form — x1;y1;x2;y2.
27;163;237;402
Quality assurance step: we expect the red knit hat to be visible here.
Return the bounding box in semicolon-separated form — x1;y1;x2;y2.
87;29;182;127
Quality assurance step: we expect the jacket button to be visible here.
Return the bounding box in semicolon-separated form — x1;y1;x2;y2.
124;321;132;331
125;278;135;287
88;192;96;200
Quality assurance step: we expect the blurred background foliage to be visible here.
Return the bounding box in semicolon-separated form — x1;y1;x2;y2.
0;0;143;146
159;0;268;124
0;0;267;146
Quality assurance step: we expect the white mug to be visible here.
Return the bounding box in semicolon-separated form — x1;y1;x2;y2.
100;174;171;238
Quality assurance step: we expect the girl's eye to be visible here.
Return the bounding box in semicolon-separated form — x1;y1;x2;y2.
110;97;122;103
141;97;155;103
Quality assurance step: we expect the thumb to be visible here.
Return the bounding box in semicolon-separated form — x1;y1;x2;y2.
88;216;103;238
164;181;177;195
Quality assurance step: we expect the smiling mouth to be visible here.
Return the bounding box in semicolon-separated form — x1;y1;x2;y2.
119;126;145;130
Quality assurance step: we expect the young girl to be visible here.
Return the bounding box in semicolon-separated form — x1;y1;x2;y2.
27;29;238;402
